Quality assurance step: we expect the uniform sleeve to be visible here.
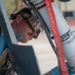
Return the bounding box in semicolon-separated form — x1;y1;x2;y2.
0;34;6;55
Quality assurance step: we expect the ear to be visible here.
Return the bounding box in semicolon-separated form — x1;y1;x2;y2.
16;14;23;24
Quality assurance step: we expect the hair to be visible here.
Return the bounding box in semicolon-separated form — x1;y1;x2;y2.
10;7;32;20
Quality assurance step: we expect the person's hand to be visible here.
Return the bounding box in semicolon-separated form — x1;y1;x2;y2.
51;62;75;75
0;34;6;55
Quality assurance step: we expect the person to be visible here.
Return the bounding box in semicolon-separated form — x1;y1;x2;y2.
0;7;43;55
0;7;42;75
0;7;75;75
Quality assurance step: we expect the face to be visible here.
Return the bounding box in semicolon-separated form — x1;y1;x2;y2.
12;15;37;43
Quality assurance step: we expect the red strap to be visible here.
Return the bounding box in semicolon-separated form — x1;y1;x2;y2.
44;0;68;75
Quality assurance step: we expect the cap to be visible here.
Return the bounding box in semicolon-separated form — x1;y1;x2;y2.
10;8;43;39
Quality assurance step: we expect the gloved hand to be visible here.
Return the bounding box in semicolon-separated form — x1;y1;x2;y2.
0;34;6;55
51;63;75;75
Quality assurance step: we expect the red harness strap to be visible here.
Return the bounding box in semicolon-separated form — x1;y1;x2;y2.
44;0;68;75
